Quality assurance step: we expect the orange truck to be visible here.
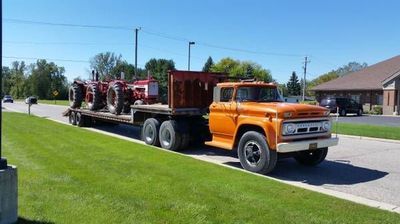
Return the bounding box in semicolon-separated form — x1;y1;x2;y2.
66;71;338;174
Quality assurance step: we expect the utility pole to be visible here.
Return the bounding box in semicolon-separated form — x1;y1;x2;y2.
302;56;310;101
188;41;195;71
134;28;139;80
0;0;6;169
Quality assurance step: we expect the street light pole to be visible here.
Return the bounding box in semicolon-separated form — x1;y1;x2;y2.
188;41;195;71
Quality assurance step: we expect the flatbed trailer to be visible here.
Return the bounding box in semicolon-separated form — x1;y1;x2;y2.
65;71;226;150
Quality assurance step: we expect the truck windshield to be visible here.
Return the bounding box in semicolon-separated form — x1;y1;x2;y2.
236;86;282;102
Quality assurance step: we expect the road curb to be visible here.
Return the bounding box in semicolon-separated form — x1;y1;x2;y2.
337;134;400;144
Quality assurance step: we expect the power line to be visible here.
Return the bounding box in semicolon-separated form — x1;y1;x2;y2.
3;18;134;30
4;18;305;58
3;56;89;63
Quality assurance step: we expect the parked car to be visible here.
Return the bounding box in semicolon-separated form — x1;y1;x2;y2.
2;95;14;103
319;97;363;116
25;96;38;104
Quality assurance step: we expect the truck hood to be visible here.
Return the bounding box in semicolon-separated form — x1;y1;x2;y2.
238;102;328;118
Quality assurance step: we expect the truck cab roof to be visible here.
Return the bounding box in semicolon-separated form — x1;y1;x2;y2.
217;81;277;88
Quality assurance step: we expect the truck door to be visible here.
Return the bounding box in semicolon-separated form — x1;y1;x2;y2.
209;87;238;137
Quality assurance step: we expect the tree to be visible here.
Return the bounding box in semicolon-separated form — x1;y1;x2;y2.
278;83;288;97
1;66;12;97
210;57;273;82
307;61;367;96
9;61;27;99
336;62;367;76
144;58;176;102
110;61;136;81
202;56;214;72
286;71;301;96
25;60;68;99
90;52;123;79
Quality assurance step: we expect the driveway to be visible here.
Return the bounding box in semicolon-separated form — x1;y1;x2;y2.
3;102;400;209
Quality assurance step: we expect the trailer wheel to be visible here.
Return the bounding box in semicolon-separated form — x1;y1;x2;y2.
69;83;83;108
107;83;124;115
294;148;328;166
86;83;103;111
69;112;77;125
142;118;161;146
237;131;277;174
76;112;85;127
159;120;182;151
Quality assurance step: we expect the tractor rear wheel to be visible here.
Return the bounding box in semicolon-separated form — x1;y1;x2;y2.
86;83;103;111
69;83;83;108
107;83;124;115
69;112;77;125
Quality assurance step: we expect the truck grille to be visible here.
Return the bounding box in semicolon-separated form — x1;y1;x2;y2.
282;119;330;136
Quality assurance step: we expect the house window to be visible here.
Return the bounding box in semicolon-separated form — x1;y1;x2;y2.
377;95;383;105
351;95;360;103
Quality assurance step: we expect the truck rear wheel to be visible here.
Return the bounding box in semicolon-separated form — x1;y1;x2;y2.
86;83;103;111
159;120;182;151
237;131;277;174
69;83;83;108
142;118;161;146
294;148;328;166
107;83;124;115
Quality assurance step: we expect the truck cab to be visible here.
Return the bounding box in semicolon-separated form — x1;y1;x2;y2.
206;81;338;174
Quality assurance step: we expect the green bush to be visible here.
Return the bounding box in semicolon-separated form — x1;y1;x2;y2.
371;105;383;115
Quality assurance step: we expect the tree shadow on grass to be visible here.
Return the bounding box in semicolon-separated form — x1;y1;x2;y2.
18;217;54;224
224;158;388;186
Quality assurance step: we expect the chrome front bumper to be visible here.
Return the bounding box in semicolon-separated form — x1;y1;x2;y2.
276;137;339;153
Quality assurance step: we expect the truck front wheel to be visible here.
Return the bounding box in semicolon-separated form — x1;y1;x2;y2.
294;147;328;166
238;131;277;174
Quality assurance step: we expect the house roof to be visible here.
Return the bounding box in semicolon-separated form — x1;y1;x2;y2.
312;55;400;91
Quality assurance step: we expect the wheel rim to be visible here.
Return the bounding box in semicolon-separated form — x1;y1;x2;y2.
161;129;172;147
244;141;262;167
144;125;154;142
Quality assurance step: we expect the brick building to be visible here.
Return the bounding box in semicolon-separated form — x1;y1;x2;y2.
312;55;400;115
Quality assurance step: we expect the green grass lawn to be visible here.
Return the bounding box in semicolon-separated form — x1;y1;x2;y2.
38;99;69;106
333;122;400;140
2;112;400;223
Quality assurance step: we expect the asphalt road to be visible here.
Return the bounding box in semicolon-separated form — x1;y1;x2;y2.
3;102;400;209
336;114;400;127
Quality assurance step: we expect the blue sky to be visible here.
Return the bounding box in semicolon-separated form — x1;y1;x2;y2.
3;0;400;83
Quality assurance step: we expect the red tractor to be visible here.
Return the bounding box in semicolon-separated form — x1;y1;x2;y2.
106;76;159;114
69;71;159;115
69;71;108;111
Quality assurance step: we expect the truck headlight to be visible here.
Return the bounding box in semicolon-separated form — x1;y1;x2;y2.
283;123;296;135
322;121;331;131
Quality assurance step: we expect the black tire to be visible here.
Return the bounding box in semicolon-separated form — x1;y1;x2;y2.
69;83;83;108
294;147;328;166
142;118;161;146
86;83;103;111
69;112;77;125
357;108;363;116
237;131;277;174
340;109;347;117
107;83;124;115
159;120;182;151
76;112;85;127
178;121;190;150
